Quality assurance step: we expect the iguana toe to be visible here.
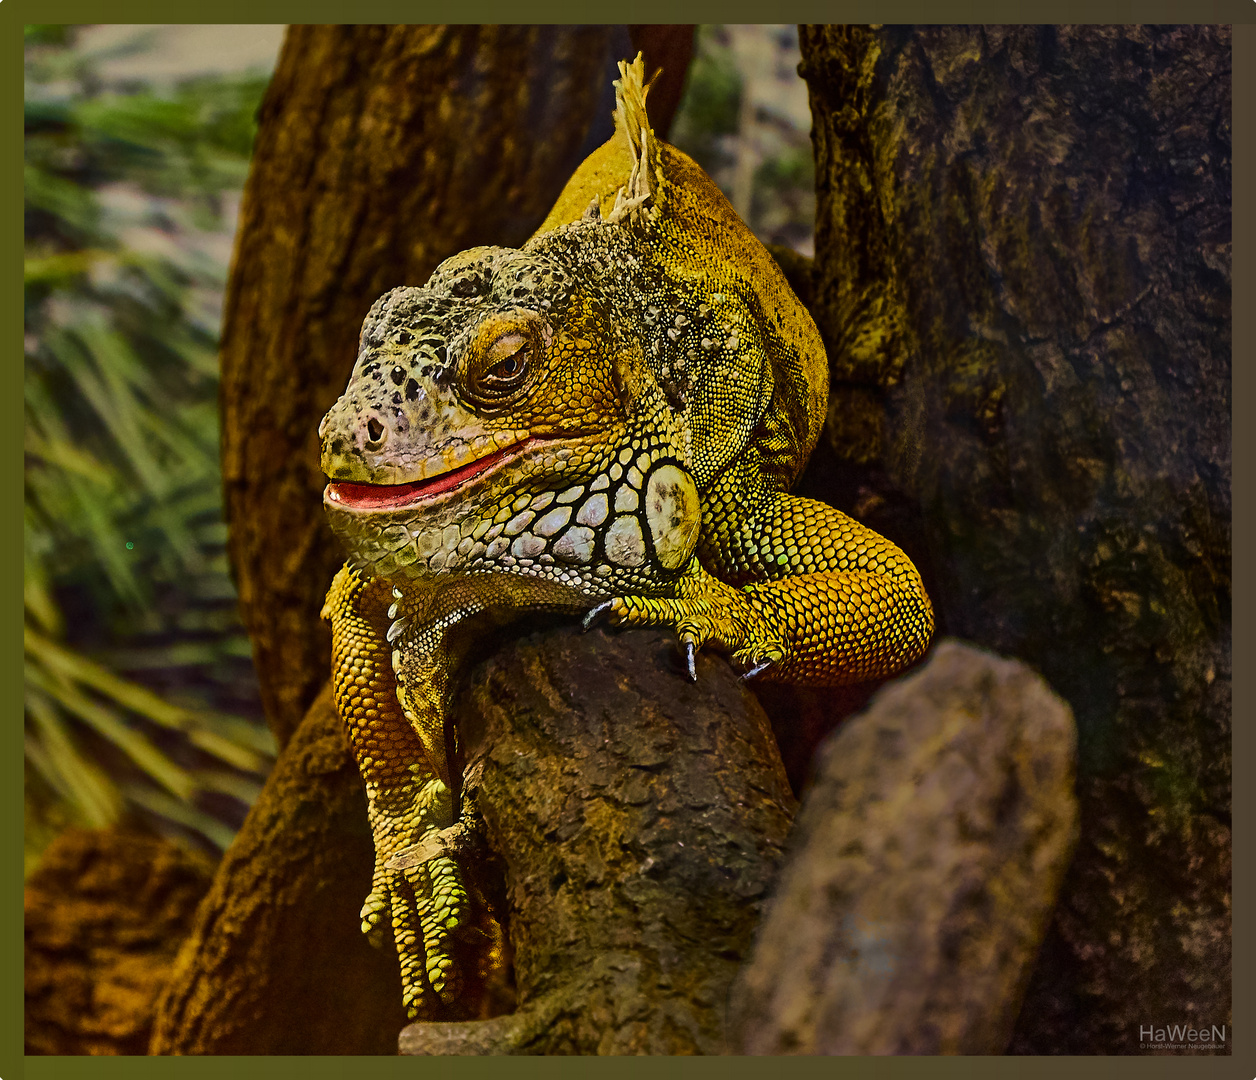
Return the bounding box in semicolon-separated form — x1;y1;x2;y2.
740;659;774;681
682;638;698;681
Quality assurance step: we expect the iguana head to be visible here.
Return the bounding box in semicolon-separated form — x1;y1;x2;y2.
321;246;621;484
319;239;654;580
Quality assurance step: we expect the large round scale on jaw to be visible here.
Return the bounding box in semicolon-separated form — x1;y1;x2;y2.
644;464;700;570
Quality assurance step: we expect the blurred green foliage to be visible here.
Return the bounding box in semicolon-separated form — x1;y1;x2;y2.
670;25;815;254
668;25;743;175
24;25;276;871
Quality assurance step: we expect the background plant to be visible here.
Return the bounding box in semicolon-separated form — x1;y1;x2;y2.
670;25;815;255
24;25;275;872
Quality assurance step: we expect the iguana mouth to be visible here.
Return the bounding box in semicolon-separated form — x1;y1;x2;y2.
326;440;530;511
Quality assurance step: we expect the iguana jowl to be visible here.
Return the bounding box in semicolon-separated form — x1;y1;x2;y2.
319;57;934;1019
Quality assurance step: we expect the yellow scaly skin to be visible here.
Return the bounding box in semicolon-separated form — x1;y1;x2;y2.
321;569;466;1009
319;57;934;1018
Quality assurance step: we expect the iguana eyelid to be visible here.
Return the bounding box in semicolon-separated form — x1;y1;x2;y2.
485;332;527;364
463;325;537;409
484;336;530;384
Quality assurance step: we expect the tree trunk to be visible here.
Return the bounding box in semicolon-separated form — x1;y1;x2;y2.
25;828;214;1055
149;685;409;1054
220;24;618;747
797;25;1230;1053
149;625;794;1054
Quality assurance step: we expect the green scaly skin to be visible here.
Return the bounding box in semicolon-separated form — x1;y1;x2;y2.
319;57;934;1018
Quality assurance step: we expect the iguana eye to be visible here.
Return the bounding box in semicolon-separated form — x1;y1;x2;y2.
467;332;532;408
487;342;527;382
461;313;545;413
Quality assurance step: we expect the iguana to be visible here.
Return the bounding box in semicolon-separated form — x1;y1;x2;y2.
318;56;934;1020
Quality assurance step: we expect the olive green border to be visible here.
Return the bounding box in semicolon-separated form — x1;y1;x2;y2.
6;5;1248;1078
6;11;27;1080
1228;20;1252;1080
4;0;1256;23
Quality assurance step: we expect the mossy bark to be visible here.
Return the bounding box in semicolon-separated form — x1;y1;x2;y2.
798;25;1230;1053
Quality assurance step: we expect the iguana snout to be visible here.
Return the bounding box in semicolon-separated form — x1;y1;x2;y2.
318;269;523;488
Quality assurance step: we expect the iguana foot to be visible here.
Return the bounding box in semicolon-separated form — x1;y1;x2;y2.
364;778;471;1018
584;559;787;678
365;847;470;1016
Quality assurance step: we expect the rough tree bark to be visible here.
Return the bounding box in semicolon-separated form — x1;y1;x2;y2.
797;25;1230;1053
148;626;793;1054
401;624;795;1055
25;829;214;1055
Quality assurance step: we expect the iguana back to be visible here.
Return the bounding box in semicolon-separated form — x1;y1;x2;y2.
531;78;827;496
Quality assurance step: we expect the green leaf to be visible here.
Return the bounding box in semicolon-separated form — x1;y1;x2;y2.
26;657;197;802
27;627;273;772
23;163;100;238
121;783;237;852
24;248;118;286
25;689;123;829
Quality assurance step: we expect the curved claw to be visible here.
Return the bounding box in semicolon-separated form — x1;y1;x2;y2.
740;660;773;682
683;639;697;682
582;600;614;632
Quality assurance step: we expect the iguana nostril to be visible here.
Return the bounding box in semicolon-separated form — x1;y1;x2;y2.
365;417;386;446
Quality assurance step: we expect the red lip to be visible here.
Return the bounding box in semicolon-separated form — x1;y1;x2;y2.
326;443;522;511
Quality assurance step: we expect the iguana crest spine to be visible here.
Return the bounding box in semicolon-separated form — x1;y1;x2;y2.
605;57;660;226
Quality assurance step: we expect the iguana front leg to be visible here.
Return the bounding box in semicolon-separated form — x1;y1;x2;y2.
590;465;933;686
585;557;788;678
322;565;472;1018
